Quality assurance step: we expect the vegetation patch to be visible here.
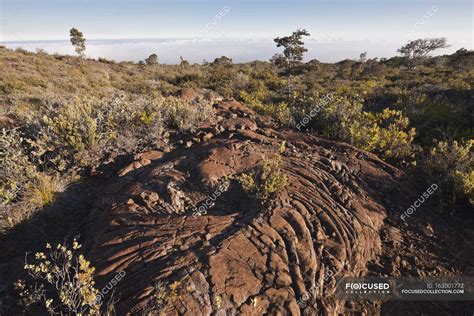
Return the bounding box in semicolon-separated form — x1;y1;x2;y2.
236;143;288;200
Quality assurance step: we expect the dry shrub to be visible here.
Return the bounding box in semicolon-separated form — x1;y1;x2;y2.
15;241;105;315
22;174;61;209
1;128;37;205
1;90;215;232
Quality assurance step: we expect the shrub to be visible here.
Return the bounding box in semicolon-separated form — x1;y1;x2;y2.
161;98;215;131
149;281;181;312
454;171;474;205
22;174;61;209
237;146;288;199
350;108;416;160
301;94;415;161
206;57;236;98
240;91;415;161
29;95;213;166
424;140;473;208
0;128;37;205
15;241;103;315
240;91;292;125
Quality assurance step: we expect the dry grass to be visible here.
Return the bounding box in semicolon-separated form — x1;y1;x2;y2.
23;174;61;209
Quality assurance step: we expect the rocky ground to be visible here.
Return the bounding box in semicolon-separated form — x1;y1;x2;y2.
1;100;473;315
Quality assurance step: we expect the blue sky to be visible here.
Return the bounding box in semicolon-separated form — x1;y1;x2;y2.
0;0;472;63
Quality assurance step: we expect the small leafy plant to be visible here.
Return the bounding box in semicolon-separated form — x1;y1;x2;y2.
147;280;181;315
15;241;102;315
237;144;288;199
424;139;473;208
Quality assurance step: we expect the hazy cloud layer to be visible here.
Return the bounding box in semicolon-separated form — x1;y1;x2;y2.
0;37;463;64
0;0;471;62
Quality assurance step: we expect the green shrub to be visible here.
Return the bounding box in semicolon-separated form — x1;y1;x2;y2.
424;140;473;208
162;98;215;131
350;108;416;160
41;101;99;151
240;90;293;125
237;147;288;199
296;94;415;161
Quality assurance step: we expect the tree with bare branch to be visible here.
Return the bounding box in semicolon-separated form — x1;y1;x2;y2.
397;38;449;67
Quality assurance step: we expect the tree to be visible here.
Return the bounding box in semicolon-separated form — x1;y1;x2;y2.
212;56;233;66
447;48;474;70
145;53;158;66
397;38;449;67
273;29;310;74
270;54;287;69
209;56;234;98
69;28;86;57
179;56;190;67
359;51;368;62
274;29;310;99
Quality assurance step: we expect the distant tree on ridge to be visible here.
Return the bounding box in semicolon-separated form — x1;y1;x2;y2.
69;27;86;58
273;29;311;74
145;53;159;66
397;38;449;67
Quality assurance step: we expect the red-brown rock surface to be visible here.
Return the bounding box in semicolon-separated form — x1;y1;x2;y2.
84;101;414;315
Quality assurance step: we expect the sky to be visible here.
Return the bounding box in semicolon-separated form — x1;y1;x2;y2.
0;0;472;63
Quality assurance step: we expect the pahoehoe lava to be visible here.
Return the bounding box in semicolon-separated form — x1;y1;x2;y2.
85;101;414;315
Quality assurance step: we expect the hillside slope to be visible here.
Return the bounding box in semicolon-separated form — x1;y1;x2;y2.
0;49;473;315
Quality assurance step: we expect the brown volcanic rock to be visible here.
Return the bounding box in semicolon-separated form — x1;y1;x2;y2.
0;115;16;128
178;88;199;101
85;102;412;315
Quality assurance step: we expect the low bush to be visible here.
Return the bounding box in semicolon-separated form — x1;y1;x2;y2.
22;174;61;209
148;281;181;313
237;144;288;199
291;94;416;161
350;108;416;160
15;241;105;315
424;140;473;209
1;92;215;232
0;128;37;205
240;90;293;125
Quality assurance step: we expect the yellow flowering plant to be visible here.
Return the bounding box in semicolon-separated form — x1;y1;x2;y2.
15;240;102;315
146;280;181;314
